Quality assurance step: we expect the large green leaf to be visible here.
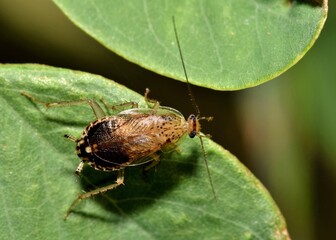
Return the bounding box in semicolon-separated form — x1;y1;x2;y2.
52;0;327;90
0;64;288;239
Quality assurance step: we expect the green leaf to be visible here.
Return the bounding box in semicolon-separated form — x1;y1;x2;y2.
52;0;327;90
0;64;288;239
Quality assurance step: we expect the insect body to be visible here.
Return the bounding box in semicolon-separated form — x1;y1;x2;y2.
21;91;206;220
76;106;199;173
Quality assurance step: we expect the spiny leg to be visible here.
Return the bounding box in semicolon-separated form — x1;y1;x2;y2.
64;169;125;220
21;91;106;119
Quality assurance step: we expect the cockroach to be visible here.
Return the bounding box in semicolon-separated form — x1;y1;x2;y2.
21;16;216;220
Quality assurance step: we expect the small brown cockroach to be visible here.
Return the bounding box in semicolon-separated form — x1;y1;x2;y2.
21;16;216;220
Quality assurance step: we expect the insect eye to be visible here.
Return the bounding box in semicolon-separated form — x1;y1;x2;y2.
188;114;199;138
189;131;197;138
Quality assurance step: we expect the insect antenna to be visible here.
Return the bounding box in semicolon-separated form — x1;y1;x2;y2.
172;16;200;117
172;16;217;199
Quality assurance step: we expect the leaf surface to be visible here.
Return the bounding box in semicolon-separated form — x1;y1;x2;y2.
0;64;288;239
53;0;328;90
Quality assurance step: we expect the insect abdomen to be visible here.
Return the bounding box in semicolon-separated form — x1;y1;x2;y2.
77;118;130;171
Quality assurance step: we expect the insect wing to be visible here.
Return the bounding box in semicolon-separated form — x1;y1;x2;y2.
88;117;130;168
89;114;163;168
119;106;185;119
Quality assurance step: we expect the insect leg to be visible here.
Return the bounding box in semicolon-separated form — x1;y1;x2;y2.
100;98;138;112
21;91;106;119
64;169;125;220
144;88;160;110
143;153;161;172
75;161;85;175
64;134;77;142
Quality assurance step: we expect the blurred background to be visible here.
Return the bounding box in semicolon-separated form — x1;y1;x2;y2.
0;1;334;239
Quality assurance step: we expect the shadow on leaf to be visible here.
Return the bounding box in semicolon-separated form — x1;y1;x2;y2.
70;145;201;220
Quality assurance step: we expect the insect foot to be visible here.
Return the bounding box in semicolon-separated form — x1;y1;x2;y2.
63;169;125;220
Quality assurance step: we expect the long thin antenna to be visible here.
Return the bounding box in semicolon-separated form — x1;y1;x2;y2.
172;16;217;199
172;16;201;117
